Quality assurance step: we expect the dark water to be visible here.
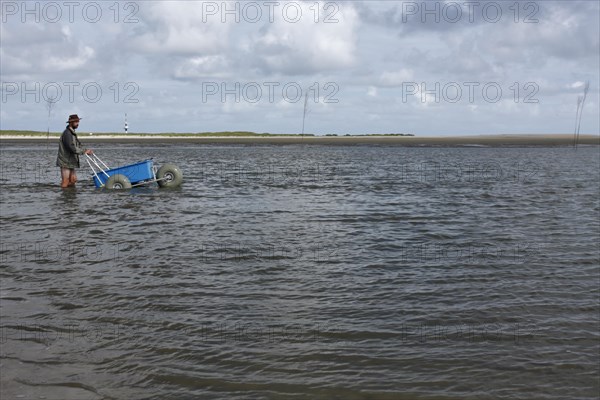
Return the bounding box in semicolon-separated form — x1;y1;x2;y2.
1;143;599;400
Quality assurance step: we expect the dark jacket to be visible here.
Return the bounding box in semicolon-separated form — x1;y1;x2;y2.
56;126;86;169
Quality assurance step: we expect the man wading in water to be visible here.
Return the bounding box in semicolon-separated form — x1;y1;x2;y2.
56;114;93;188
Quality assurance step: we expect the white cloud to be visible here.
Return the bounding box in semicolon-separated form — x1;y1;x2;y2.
45;45;96;71
248;2;359;75
130;1;232;56
60;25;72;39
172;55;230;79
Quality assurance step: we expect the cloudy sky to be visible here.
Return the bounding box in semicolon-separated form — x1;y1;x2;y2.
1;0;598;135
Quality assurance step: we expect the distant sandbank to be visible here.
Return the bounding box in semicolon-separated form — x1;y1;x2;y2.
1;133;598;146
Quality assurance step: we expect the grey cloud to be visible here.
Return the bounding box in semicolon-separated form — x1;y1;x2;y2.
0;23;88;77
354;0;513;33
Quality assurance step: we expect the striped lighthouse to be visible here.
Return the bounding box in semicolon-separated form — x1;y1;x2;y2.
124;113;128;134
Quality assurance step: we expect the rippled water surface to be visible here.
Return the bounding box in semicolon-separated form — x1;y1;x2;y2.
1;143;599;400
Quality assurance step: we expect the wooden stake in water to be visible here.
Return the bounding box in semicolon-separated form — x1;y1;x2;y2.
574;81;590;149
45;96;57;151
302;90;312;138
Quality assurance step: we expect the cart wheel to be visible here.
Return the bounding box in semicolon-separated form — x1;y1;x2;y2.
105;174;132;190
157;164;183;188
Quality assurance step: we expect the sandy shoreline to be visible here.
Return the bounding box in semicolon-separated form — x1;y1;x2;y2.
1;134;598;146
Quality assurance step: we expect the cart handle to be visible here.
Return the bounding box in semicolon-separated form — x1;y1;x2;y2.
85;153;111;185
86;153;110;170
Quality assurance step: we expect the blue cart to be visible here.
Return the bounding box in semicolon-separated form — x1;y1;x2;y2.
85;154;183;189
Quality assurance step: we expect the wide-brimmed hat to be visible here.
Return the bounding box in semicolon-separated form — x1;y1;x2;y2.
67;114;82;123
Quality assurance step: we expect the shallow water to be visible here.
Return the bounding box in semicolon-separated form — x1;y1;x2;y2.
1;143;599;399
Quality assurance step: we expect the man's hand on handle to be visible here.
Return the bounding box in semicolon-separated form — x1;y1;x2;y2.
85;149;93;155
